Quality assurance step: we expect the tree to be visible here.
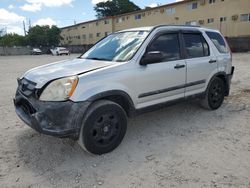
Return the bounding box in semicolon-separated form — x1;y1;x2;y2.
94;0;141;18
0;25;61;47
27;25;61;47
47;26;61;46
0;33;27;47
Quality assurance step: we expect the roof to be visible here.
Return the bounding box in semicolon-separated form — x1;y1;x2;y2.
60;0;195;29
117;27;154;32
115;25;220;34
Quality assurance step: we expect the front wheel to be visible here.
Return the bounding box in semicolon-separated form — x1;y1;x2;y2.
200;77;226;110
78;100;127;155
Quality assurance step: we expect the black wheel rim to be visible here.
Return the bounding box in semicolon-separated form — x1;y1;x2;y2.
91;113;121;147
209;81;224;107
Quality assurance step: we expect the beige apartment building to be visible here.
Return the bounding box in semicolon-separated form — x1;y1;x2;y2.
60;0;250;48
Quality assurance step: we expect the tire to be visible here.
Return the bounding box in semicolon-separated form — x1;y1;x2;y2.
200;77;226;110
78;100;127;155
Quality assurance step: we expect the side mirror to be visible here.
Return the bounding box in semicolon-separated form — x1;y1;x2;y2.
140;51;164;65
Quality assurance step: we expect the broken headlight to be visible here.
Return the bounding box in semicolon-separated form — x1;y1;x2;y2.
39;76;78;101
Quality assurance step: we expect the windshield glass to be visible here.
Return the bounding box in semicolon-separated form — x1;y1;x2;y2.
81;31;149;62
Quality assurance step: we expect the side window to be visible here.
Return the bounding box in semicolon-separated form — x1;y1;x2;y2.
202;37;210;56
206;31;229;53
147;33;181;62
183;34;210;58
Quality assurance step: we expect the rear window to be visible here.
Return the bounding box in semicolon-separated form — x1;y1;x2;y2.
183;34;209;58
206;31;229;53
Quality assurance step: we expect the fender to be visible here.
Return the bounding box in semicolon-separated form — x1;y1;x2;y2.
205;71;231;96
87;90;136;116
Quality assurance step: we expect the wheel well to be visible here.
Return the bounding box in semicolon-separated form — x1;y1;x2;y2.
96;95;134;117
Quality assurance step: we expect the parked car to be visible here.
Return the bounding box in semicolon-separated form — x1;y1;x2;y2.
14;25;234;155
50;47;70;56
31;48;42;55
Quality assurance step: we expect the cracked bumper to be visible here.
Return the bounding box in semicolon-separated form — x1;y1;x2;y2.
14;90;91;139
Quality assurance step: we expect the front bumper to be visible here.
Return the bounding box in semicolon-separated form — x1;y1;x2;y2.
14;90;90;139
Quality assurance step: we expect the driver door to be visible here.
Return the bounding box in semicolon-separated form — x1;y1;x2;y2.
135;32;186;109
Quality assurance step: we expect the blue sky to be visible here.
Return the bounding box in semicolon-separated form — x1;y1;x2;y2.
0;0;180;35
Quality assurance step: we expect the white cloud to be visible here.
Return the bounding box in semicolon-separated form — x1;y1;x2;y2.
20;0;74;12
7;26;24;35
20;3;42;12
8;4;15;9
91;0;109;4
33;18;57;26
0;9;25;25
148;3;158;8
0;9;26;35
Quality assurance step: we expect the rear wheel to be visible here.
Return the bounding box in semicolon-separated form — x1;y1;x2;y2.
78;100;127;155
201;77;225;110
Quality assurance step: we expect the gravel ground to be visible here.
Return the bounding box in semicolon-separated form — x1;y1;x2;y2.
0;54;250;188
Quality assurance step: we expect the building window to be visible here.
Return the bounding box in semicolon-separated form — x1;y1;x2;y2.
104;20;109;24
96;33;101;37
186;21;197;25
96;21;99;26
220;17;227;22
187;2;197;10
105;32;109;36
135;14;142;20
240;14;250;22
116;17;125;23
207;18;214;23
82;35;86;40
89;34;93;38
209;0;216;4
166;7;176;15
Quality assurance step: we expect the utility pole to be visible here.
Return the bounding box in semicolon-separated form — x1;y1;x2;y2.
29;19;31;30
23;21;26;36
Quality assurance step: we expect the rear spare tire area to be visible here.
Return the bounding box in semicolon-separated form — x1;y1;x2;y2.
78;100;127;155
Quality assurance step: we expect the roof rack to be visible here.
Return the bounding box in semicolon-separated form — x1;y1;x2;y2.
154;24;201;28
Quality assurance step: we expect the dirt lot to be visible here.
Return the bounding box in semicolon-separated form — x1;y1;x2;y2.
0;54;250;188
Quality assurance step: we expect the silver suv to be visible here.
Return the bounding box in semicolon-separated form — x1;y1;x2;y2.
14;25;234;155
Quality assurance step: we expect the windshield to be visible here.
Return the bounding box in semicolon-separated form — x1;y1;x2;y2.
81;31;149;62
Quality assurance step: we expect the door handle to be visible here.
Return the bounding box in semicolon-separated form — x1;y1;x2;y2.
209;59;217;64
174;64;185;69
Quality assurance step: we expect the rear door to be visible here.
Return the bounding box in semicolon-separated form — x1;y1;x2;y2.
205;31;232;74
182;31;218;97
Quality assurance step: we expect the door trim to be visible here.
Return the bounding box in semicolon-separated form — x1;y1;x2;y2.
138;79;206;98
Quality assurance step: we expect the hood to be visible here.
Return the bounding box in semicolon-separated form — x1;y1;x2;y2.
23;58;113;88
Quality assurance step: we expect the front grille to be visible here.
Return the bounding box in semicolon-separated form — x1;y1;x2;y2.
18;98;36;115
18;78;37;97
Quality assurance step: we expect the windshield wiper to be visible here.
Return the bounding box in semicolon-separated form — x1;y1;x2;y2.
86;57;111;61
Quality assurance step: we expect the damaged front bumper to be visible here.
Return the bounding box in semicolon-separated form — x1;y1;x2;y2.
14;90;90;139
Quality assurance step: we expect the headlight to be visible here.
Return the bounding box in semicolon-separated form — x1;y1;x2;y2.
39;76;78;101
